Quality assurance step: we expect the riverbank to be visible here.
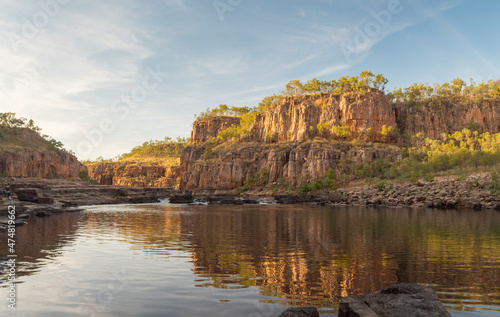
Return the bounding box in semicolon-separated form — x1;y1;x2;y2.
0;178;177;220
0;173;498;225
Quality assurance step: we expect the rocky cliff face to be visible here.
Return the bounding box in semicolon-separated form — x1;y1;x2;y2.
0;127;87;179
180;91;500;192
251;90;396;142
87;161;181;188
191;116;241;143
181;140;400;191
0;150;86;179
394;97;500;138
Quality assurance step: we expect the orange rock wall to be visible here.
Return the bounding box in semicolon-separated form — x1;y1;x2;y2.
87;161;181;188
0;150;86;178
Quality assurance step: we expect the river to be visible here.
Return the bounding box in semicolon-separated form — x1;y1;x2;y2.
0;203;499;316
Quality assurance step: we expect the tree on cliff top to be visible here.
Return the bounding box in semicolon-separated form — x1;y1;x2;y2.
388;78;500;103
0;112;73;155
280;71;388;97
195;104;251;119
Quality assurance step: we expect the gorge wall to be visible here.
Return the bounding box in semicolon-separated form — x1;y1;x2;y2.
0;128;86;179
87;161;181;188
179;91;500;192
0;150;86;179
250;90;396;142
394;97;500;138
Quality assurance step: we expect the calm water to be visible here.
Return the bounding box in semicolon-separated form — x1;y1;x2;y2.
0;203;499;316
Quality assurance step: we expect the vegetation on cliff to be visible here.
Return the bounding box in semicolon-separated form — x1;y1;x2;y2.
352;129;500;183
84;137;188;187
182;72;500;194
0;112;73;155
389;78;500;103
83;137;189;166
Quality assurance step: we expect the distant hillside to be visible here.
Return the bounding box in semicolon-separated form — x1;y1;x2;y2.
0;126;62;154
0;113;86;179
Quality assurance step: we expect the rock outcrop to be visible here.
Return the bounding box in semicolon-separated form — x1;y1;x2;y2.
251;90;396;143
191;116;241;143
0;150;86;179
87;161;181;188
394;97;500;138
180;91;500;192
5;179;178;208
0;127;86;179
180;140;400;191
338;283;450;317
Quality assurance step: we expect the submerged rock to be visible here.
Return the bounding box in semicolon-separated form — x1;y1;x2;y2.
338;283;450;317
279;307;319;317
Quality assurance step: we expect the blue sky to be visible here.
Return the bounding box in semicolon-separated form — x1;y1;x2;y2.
1;0;499;159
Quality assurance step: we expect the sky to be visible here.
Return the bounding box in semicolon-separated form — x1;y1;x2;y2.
1;0;499;160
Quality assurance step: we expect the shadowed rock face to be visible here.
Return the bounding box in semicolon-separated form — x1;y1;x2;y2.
338;283;450;317
180;141;401;191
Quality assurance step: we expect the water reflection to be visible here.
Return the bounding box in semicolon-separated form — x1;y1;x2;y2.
0;212;80;279
181;205;500;312
0;204;499;315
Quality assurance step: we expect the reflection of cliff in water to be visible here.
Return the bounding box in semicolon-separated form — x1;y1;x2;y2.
1;204;498;312
183;205;500;309
0;212;80;281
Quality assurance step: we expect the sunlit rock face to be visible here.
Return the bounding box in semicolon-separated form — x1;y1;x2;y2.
191;116;241;144
87;161;181;188
179;91;500;191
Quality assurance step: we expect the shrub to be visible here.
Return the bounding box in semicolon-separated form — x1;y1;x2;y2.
490;171;500;194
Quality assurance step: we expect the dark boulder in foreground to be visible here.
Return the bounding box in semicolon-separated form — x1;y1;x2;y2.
169;194;194;204
279;307;319;317
14;188;43;202
338;283;450;317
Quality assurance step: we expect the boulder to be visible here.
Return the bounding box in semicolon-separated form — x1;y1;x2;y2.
279;307;319;317
338;283;450;317
169;194;194;204
14;188;44;202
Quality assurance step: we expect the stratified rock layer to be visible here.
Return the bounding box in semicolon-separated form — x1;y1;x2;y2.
87;161;181;188
180;140;400;191
0;150;86;178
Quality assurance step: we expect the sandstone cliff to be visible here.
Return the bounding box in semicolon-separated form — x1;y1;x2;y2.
180;90;500;192
394;97;500;138
0;127;86;178
181;140;400;191
250;90;396;142
191;116;241;143
87;161;180;188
